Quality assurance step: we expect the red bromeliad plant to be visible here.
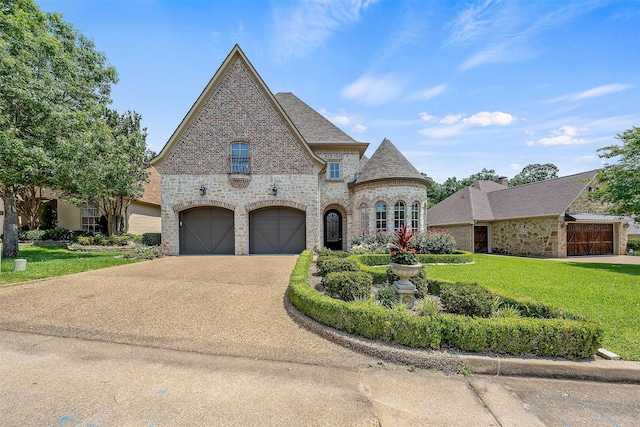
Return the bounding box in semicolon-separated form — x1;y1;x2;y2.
390;225;418;265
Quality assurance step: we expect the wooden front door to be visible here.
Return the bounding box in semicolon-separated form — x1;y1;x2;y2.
567;223;614;256
474;226;488;253
324;210;342;251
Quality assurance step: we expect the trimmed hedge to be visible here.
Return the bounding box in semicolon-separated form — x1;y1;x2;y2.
142;233;161;246
323;271;373;302
290;251;603;359
350;251;473;267
316;257;360;277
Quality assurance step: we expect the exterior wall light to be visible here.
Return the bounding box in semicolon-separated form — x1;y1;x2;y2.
199;185;207;196
271;184;278;196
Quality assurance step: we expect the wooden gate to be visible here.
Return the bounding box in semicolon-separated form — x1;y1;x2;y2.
566;223;613;256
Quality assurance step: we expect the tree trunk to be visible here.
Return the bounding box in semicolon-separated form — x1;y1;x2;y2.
2;184;20;258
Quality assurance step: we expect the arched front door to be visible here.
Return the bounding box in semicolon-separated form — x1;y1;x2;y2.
324;210;342;251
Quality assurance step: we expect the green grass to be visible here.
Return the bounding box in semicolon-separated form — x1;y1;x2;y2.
428;254;640;360
0;246;140;285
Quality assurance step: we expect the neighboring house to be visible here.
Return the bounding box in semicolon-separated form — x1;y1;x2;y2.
152;45;428;255
626;219;640;239
0;167;161;236
427;170;628;257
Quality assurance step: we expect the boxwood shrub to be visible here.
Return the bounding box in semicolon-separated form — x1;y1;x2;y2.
141;233;161;246
317;257;360;277
290;251;603;359
439;281;494;318
323;271;373;302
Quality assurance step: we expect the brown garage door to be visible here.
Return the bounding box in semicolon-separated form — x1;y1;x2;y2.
250;207;305;254
567;223;613;256
180;207;235;255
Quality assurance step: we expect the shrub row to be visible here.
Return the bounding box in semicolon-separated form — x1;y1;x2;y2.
141;233;162;246
323;271;372;301
290;251;603;359
18;227;77;241
350;252;473;267
316;256;359;277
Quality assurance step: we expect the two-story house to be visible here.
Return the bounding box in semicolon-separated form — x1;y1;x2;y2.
152;45;428;255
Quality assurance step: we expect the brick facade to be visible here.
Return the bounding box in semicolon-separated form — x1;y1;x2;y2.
154;46;428;255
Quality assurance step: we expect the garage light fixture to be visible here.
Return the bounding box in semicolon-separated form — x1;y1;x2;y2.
271;184;278;196
199;185;207;196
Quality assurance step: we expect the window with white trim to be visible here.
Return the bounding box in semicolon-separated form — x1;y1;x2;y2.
328;162;340;180
411;202;419;232
231;142;250;174
394;201;406;229
82;202;100;233
375;201;386;232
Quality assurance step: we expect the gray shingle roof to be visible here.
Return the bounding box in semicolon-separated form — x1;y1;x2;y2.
428;170;600;225
350;138;427;186
275;92;367;148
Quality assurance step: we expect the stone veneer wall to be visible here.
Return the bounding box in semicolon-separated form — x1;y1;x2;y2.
567;183;611;213
161;174;320;255
351;180;428;244
492;216;565;257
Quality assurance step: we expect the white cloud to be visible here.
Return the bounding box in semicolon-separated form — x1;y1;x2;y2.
440;114;463;125
536;125;588;146
352;123;367;133
548;83;633;103
420;110;516;140
341;74;405;105
510;163;521;171
272;0;379;61
446;0;500;46
407;84;447;101
462;111;515;126
419;112;436;122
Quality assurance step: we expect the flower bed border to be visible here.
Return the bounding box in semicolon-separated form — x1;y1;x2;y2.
289;250;603;359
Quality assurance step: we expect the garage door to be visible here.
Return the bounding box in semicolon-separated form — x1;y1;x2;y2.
567;223;613;256
180;207;235;254
250;207;305;254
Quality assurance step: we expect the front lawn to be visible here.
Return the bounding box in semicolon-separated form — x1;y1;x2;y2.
428;255;640;360
0;246;140;285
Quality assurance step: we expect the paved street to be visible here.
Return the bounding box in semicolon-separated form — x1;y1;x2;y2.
0;256;639;426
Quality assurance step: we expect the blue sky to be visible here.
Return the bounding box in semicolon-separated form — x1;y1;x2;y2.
37;0;639;182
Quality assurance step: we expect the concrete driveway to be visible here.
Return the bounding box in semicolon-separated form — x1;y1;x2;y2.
0;256;376;367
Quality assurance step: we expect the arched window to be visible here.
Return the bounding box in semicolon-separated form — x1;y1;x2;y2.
411;202;420;232
231;142;250;174
394;201;405;230
359;203;369;235
375;201;386;232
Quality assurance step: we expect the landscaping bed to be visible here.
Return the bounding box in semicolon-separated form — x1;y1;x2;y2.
290;250;603;359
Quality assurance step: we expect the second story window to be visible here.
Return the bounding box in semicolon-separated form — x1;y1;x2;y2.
231;142;250;174
328;162;340;180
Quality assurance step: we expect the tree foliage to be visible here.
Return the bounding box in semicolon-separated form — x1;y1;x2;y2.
62;109;151;236
0;0;118;256
592;126;640;217
427;168;500;206
509;163;559;187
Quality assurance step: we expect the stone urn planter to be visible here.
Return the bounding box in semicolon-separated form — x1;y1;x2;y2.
390;262;422;308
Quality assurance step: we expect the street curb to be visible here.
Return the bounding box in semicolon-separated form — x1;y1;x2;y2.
286;291;640;383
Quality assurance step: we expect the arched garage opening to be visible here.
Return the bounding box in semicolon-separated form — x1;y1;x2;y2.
249;207;306;254
179;207;235;255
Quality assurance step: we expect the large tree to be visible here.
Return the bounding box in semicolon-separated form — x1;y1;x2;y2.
427;168;500;206
0;0;117;256
62;109;150;236
592;126;640;217
509;163;559;187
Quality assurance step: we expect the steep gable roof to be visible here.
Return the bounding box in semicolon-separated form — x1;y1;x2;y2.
152;45;324;168
350;138;427;187
428;170;600;226
275;92;368;155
